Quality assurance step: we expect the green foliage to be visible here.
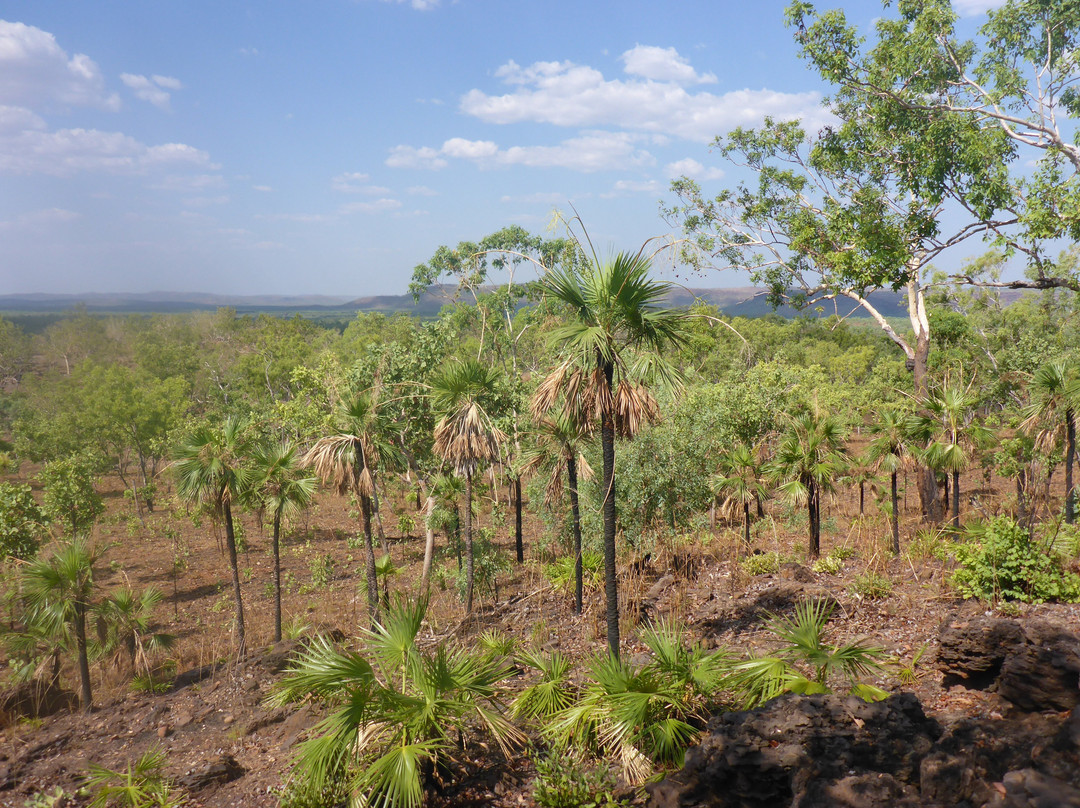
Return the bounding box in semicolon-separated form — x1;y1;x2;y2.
87;745;185;807
543;552;603;592
811;553;844;575
269;599;524;808
851;570;893;600
952;516;1080;603
741;551;781;576
531;746;627;808
0;481;48;560
726;600;888;708
23;787;75;808
307;553;335;589
39;455;104;538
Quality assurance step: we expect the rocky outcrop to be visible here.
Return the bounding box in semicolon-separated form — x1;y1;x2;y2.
937;615;1080;712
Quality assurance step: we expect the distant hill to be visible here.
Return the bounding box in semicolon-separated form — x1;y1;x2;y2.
0;286;913;319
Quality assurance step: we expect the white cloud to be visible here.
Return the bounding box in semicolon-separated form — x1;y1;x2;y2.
153;173;225;192
183;195;229;207
339;198;402;214
332;172;389;194
239;47;260;57
664;158;724;180
500;191;565;205
389;132;655;173
461;54;824;143
377;0;441;9
621;45;716;85
252;184;273;192
0;124;213;175
0;21;120;110
406;185;438;196
385;144;448;169
0;207;80;231
121;73;181;111
256;213;330;223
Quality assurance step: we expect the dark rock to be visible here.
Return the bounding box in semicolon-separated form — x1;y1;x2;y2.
937;615;1024;688
177;754;245;791
647;693;939;808
0;679;77;728
988;769;1080;808
172;661;224;690
779;562;815;583
998;622;1080;712
698;580;845;637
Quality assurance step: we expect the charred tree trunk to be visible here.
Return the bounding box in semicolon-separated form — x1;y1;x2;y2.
223;502;246;657
568;455;583;616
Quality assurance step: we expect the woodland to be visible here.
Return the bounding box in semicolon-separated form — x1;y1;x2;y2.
4;1;1080;806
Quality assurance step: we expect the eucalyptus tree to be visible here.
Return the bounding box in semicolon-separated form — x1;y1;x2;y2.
305;393;403;626
250;440;318;642
522;410;594;614
866;410;914;555
535;249;688;658
712;442;770;552
768;407;848;559
431;360;506;615
1022;360;1080;523
909;380;996;529
173;415;252;656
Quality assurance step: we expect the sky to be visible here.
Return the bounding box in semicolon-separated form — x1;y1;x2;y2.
1;0;1007;298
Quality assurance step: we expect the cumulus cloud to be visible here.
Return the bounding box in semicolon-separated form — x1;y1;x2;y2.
252;184;273;192
664;158;724;180
621;45;716;85
153;173;226;192
121;73;182;110
406;185;438;196
460;51;825;143
385;145;448;170
376;0;441;9
0;122;213;175
0;21;120;110
339;198;403;214
500;191;565;205
388;131;656;173
332;172;389;194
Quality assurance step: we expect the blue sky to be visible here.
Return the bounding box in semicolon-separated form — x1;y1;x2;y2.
1;0;1004;297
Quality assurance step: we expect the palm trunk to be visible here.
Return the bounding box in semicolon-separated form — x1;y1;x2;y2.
1066;409;1075;524
223;502;246;657
890;471;900;555
465;472;475;614
272;509;282;643
74;600;92;710
568;455;583;616
601;359;619;659
421;495;436;594
514;476;523;564
743;501;751;552
360;494;379;626
807;479;820;558
952;470;960;529
859;481;865;515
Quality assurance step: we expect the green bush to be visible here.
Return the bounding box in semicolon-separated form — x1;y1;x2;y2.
532;746;627;808
0;481;47;560
851;570;893;600
952;516;1080;603
741;551;781;576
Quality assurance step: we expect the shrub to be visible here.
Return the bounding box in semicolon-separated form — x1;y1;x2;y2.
851;570;893;600
532;745;627;808
741;551;781;576
952;516;1080;603
543;552;603;592
811;554;843;575
0;481;47;560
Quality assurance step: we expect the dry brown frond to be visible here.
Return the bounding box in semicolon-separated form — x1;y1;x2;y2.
303;435;375;497
613;380;659;438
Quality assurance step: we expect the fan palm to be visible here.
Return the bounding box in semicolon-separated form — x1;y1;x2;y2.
305;392;404;626
269;598;524;808
910;380;995;529
96;585;175;678
431;360;506;614
250;440;318;642
866;409;913;555
1022;360;1080;523
768;407;848;559
173;415;251;655
22;538;103;710
711;441;769;552
522;409;594;613
535;249;688;658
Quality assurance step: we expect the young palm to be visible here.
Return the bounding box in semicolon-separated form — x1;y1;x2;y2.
22;539;103;710
173;415;252;656
522;409;594;614
711;441;769;553
269;598;524;807
910;380;995;529
535;249;688;658
866;409;913;555
431;360;506;615
249;440;318;642
1022;360;1080;523
96;585;175;678
305;392;403;626
768;407;848;559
